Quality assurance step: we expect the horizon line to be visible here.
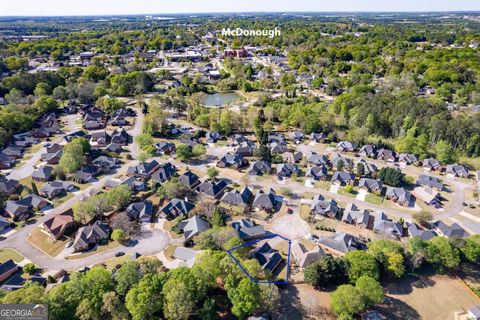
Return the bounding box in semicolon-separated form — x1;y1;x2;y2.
1;10;480;18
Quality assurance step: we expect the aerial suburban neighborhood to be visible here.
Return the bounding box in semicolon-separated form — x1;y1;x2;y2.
0;3;480;320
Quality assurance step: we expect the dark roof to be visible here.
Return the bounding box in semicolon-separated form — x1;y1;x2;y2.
0;259;17;276
151;163;176;183
179;171;199;188
126;201;154;221
221;187;253;207
252;189;278;210
198;180;228;198
232;219;266;240
161;198;195;217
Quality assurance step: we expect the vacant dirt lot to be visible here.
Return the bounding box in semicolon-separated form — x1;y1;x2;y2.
379;273;480;320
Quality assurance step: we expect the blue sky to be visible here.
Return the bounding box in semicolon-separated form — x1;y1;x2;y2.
1;0;480;16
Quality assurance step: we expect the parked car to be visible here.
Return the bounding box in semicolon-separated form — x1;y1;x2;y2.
115;251;125;257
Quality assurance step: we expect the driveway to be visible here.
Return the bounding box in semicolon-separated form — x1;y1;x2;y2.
357;189;367;201
272;215;310;240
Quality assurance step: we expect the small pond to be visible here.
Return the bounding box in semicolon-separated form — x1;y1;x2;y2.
202;92;241;107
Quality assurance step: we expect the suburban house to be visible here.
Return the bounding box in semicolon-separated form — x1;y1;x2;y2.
39;181;74;199
337;141;356;152
398;153;418;165
178;171;200;190
206;131;223;143
358;178;383;194
291;241;325;269
0;176;20;195
309;132;327;142
376;148;396;162
317;232;364;256
417;175;443;190
342;203;369;227
216;153;248;169
373;212;403;238
1;273;26;291
0;216;11;232
197;180;228;199
248;161;272;176
432;221;469;239
155;141;176;155
92;156;119;172
32;165;54;182
73;221;110;252
423;158;442;172
235;141;256;157
173;247;201;268
220;187;253;209
177;215;211;242
232;219;266;241
5;195;50;221
104;176;145;192
407;223;437;241
89;131;110;148
282;151;303;164
289;131;305;144
252;189;281;212
0;259;19;283
307;153;329;166
0;152;15;169
252;242;283;272
127;160;161;179
306;165;328;181
41;149;62;165
331;154;352;171
358;144;377;158
126;201;154;223
161;198;195;219
331;171;355;186
151;162;177;184
446;164;469;178
42;209;76;240
310;195;339;219
385;187;412;207
412;187;441;207
105;143;123;154
2;147;23;159
111;128;129;145
277;163;299;180
270;141;288;154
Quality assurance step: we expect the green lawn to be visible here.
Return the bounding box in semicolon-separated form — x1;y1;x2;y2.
338;187;358;198
0;248;24;263
315;181;331;190
94;255;131;270
365;193;385;205
300;204;311;220
27;227;69;257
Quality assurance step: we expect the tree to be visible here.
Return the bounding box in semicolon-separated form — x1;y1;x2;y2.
101;291;129;320
345;251;380;282
225;236;249;260
355;276;384;307
23;262;37;275
176;144;193;161
210;206;225;228
59;141;86;173
125;273;166;320
304;255;346;288
34;96;59;113
407;236;429;271
136;133;154;151
2;283;46;304
53;86;69;101
156;177;189;200
207;167;219;180
378;167;405;187
111;229;126;243
367;240;405;278
226;278;261;319
461;235;480;263
192;144;206;157
114;261;141;296
435;140;454;164
356;162;365;177
330;284;365;317
413;211;433;227
427;237;461;271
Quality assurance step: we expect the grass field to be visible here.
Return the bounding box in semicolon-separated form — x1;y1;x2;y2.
337;187;358;198
0;248;24;263
94;255;131;270
66;241;120;260
365;193;384;205
315;181;331;190
300;204;311;220
27;227;68;257
379;273;480;320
